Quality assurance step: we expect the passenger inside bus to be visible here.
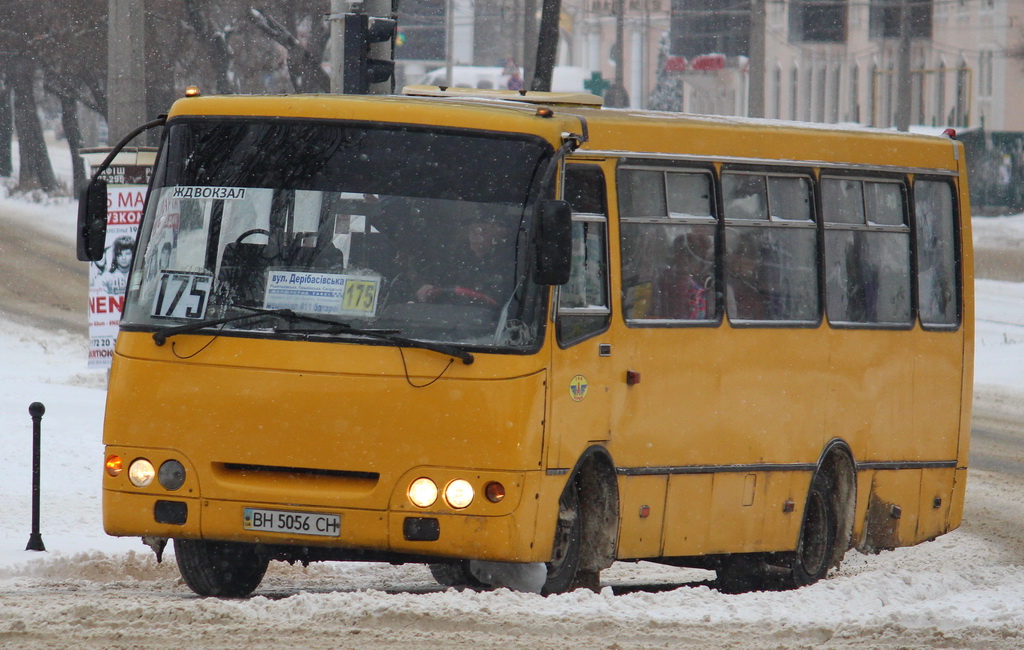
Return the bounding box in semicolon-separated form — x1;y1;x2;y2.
726;232;769;320
654;232;714;319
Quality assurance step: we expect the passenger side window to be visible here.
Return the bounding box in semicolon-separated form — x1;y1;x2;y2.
558;165;611;346
722;172;818;323
822;177;912;326
915;180;959;327
619;167;717;324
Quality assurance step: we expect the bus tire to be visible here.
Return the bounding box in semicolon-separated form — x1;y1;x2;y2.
779;471;838;588
541;480;584;595
174;538;269;598
428;561;484;588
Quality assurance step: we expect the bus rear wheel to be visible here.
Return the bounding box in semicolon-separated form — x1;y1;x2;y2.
765;472;835;589
174;538;269;598
783;471;839;587
716;472;838;592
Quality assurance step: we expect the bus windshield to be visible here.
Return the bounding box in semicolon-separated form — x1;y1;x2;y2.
122;120;552;351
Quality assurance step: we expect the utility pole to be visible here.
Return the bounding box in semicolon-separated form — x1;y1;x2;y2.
532;0;561;91
895;0;913;131
748;0;766;118
107;0;147;143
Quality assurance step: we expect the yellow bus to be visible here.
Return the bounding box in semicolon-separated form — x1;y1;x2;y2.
78;85;972;597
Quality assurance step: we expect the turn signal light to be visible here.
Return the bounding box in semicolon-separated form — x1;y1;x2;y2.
485;481;505;503
105;454;123;477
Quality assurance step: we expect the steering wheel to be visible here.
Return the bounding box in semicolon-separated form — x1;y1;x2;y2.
428;285;498;306
235;228;271;245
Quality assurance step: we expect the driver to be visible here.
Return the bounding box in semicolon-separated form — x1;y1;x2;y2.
414;219;510;305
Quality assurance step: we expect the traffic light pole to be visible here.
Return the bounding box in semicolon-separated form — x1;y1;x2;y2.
330;0;346;93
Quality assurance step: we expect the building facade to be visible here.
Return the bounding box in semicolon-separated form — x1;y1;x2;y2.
398;1;1023;131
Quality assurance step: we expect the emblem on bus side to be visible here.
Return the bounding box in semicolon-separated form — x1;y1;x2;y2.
569;374;589;402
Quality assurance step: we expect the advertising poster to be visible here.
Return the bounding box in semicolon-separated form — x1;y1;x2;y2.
82;151;155;368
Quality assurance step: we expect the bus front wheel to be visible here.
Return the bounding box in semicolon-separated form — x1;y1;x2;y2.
541;481;592;595
428;561;484;588
174;538;269;598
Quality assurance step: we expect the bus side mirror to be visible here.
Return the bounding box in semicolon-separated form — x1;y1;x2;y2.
534;199;572;286
77;179;108;262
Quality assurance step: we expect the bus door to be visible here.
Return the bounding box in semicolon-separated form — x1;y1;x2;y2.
547;164;614;469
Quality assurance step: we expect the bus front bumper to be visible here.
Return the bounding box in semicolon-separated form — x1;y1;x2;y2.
102;472;553;564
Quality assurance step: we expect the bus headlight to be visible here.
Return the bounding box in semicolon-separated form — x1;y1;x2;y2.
128;458;156;488
444;479;474;509
158;459;186;491
408;477;438;508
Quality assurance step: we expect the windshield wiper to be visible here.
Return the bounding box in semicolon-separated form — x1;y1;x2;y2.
152;307;299;346
153;306;475;364
274;313;475;365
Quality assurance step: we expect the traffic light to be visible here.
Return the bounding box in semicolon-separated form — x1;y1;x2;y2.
343;13;397;94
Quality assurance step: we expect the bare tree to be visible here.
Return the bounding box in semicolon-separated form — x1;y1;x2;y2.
0;0;106;192
9;57;58;192
249;5;329;93
0;0;332;194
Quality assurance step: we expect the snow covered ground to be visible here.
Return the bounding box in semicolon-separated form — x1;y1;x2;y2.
1;146;1024;647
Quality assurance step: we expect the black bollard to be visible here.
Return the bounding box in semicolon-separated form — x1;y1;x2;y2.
25;402;46;552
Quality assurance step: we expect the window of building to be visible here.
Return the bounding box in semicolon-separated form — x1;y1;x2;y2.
773;66;783;119
955;62;970;127
790;66;800;121
869;0;932;39
850;64;860;122
936;60;947;124
619;166;718;325
822;176;911;326
830;63;842;123
671;0;751;57
789;0;848;43
815;65;827;122
722;171;818;323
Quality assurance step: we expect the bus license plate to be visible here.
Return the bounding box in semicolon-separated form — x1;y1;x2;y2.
243;508;341;537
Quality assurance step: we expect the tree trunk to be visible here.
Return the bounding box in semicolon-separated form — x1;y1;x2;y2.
10;60;58;193
60;95;86;194
0;79;12;178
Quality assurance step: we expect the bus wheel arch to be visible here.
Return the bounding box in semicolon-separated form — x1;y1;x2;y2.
542;446;619;595
716;441;856;592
